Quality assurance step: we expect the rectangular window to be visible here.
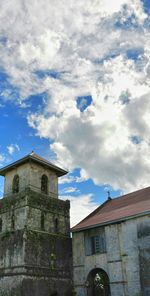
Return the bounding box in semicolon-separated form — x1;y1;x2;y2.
91;236;100;254
84;228;106;256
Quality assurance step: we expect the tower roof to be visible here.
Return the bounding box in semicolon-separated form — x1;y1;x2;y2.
0;152;68;177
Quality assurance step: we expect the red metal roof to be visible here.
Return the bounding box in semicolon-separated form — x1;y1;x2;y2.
72;186;150;232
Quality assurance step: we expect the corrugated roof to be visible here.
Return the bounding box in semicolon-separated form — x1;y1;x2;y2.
72;186;150;232
0;152;68;177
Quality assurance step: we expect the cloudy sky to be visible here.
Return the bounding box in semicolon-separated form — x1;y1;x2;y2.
0;0;150;226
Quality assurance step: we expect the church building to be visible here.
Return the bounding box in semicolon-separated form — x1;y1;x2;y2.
0;152;72;296
72;187;150;296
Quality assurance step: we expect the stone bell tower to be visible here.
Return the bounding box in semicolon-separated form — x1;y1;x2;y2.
0;152;72;296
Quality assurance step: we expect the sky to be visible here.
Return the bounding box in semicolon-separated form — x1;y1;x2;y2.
0;0;150;226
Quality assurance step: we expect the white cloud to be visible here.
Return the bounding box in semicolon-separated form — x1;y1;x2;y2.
60;187;80;194
59;173;87;185
0;0;147;98
0;0;150;193
0;153;5;168
29;54;150;192
0;154;5;162
60;194;98;227
59;175;77;185
7;144;20;155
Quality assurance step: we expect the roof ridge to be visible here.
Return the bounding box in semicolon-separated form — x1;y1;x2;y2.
71;199;112;230
72;186;150;232
113;186;150;201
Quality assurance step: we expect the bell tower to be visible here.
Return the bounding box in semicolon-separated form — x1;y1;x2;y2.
0;152;72;296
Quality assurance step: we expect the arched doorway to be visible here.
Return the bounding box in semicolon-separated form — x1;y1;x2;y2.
86;268;111;296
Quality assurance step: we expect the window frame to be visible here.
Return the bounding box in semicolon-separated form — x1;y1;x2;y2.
54;218;59;233
12;174;19;194
84;228;106;256
41;212;45;231
41;174;48;194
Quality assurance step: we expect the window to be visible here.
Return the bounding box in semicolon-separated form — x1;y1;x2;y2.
12;175;19;193
11;212;15;229
41;212;45;230
85;228;106;255
0;218;2;232
54;218;59;233
91;236;101;254
41;174;48;194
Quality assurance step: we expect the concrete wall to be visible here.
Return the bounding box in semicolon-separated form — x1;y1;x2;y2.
4;162;58;198
72;215;150;296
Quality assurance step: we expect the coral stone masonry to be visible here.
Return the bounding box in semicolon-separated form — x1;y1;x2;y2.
72;187;150;296
0;152;72;296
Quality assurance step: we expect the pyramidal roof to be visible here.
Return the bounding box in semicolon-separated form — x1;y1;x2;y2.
72;186;150;232
0;151;68;177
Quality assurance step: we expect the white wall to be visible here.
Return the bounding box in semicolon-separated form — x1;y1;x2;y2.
73;215;150;296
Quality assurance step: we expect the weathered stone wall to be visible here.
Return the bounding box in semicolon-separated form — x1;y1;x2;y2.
0;189;70;234
4;163;30;196
26;189;70;234
106;221;141;295
0;192;27;232
137;216;150;296
0;230;24;272
24;229;72;274
21;276;72;296
4;162;58;198
29;162;58;197
0;189;72;296
0;276;23;296
73;214;150;296
0;275;73;296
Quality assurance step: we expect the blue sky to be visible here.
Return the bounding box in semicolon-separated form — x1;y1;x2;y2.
0;0;150;226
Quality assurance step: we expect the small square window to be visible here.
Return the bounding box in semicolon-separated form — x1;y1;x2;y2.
91;236;100;254
84;228;106;256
